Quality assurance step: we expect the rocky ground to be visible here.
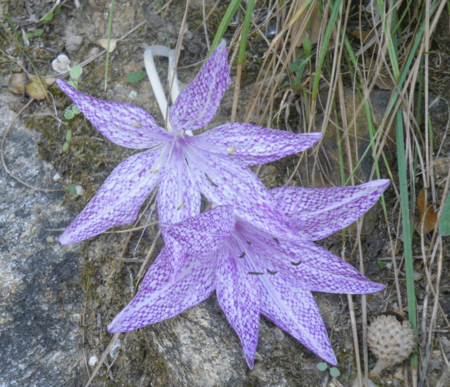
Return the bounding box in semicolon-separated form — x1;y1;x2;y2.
1;1;449;386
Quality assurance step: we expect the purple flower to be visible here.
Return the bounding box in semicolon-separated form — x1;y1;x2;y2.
56;41;321;255
108;180;389;368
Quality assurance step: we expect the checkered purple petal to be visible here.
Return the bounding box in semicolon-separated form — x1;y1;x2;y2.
168;40;231;131
260;276;337;365
159;205;235;261
56;78;169;149
108;247;216;333
162;233;186;279
295;259;385;294
271;180;390;240
216;246;260;369
184;147;300;241
283;239;384;290
59;148;163;244
157;145;201;224
237;226;383;294
198;123;322;166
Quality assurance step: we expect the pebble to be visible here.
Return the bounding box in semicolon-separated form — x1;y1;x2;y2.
88;355;99;367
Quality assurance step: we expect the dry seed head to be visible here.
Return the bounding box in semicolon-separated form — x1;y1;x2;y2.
368;315;415;378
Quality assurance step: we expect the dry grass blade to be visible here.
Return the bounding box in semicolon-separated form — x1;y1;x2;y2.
84;333;121;387
136;229;162;281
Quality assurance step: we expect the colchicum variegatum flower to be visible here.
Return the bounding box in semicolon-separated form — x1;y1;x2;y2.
108;180;389;368
56;41;321;276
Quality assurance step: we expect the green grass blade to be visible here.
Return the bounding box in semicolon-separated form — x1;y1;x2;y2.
312;0;343;100
2;11;25;47
237;0;255;65
440;194;450;236
208;0;242;57
395;110;418;368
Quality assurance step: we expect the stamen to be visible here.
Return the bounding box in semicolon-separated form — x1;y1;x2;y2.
150;169;159;173
205;173;218;187
266;269;278;275
239;252;246;258
273;238;280;244
248;272;264;275
246;241;251;245
291;261;302;266
228;146;235;155
132;121;142;128
177;201;186;210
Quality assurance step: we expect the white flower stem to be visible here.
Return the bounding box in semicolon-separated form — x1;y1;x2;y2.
143;45;181;132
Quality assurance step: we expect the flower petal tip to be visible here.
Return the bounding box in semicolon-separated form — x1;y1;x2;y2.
58;232;73;245
107;312;129;333
320;350;338;366
372;282;386;293
246;357;255;370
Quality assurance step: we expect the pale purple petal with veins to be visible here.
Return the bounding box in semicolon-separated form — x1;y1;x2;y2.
56;78;169;149
184;146;300;241
168;40;231;131
159;205;235;261
295;259;385;294
240;225;385;294
108;247;216;333
197;123;322;166
162;233;186;279
260;276;338;365
216;246;260;369
247;235;384;294
271;180;390;240
157;144;201;224
59;148;163;245
292;241;385;292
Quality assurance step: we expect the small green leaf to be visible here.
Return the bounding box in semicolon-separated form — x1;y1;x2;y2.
64;110;75;120
43;13;53;21
377;260;386;269
25;33;34;39
62;142;69;151
69;185;77;196
329;367;340;377
67;80;78;89
127;71;147;83
34;29;43;37
303;38;312;57
66;130;72;142
72;105;81;115
54;5;61;15
290;60;302;73
278;83;294;90
70;65;82;80
293;55;313;89
440;195;450;236
317;362;328;372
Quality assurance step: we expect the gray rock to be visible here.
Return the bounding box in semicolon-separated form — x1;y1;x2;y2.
0;94;86;386
66;31;84;54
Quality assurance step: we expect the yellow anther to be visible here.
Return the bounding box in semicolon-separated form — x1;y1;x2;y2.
177;201;186;210
181;130;186;135
132;121;142;128
150;169;159;173
228;146;235;155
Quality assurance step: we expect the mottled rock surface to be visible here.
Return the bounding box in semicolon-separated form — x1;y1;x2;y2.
0;93;86;386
